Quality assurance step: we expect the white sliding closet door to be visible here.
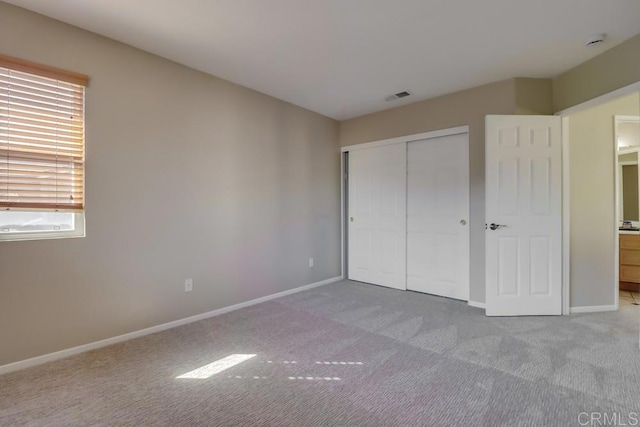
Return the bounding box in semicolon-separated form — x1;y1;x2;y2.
407;133;470;300
348;144;407;290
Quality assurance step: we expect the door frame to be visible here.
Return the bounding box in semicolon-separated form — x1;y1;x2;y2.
616;116;640;226
340;125;470;293
557;80;640;315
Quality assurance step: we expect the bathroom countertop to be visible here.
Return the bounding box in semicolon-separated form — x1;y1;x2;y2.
619;229;640;235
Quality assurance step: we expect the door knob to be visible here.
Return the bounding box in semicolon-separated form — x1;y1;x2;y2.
350;217;354;222
460;219;467;226
489;223;507;230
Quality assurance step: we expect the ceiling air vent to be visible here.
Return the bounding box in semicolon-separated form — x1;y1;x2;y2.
584;33;606;47
385;91;411;102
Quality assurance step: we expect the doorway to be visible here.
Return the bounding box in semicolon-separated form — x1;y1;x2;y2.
561;90;640;313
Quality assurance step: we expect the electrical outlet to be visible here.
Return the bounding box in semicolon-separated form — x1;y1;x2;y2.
308;257;314;268
184;278;193;292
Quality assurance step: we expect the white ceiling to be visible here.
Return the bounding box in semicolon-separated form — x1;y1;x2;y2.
5;0;640;120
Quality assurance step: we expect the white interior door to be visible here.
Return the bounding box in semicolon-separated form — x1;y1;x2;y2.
348;144;407;290
485;115;562;316
407;133;469;300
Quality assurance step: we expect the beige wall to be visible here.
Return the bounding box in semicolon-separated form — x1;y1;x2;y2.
515;78;553;115
340;79;518;303
553;34;640;112
0;3;340;366
568;92;640;307
619;152;638;163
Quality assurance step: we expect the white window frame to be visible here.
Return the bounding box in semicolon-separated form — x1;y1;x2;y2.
0;211;85;242
0;54;88;243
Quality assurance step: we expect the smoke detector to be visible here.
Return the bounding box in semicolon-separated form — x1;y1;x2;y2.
585;33;606;47
385;91;411;102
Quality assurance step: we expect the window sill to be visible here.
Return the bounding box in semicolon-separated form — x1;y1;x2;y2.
0;230;85;242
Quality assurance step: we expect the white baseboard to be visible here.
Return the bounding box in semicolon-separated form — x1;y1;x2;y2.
569;304;617;314
467;300;486;309
0;276;343;376
468;301;617;314
466;301;619;314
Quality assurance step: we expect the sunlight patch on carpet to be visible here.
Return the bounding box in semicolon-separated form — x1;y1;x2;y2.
176;354;256;379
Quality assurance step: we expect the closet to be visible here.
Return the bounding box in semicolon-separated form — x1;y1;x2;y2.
345;128;469;300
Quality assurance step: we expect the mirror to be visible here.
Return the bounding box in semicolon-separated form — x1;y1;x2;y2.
617;115;640;223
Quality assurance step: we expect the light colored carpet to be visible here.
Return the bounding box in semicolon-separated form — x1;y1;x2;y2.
1;280;640;426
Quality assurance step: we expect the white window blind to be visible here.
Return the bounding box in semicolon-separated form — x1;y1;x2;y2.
0;54;88;211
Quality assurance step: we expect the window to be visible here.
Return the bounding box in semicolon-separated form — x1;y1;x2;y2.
0;55;88;241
